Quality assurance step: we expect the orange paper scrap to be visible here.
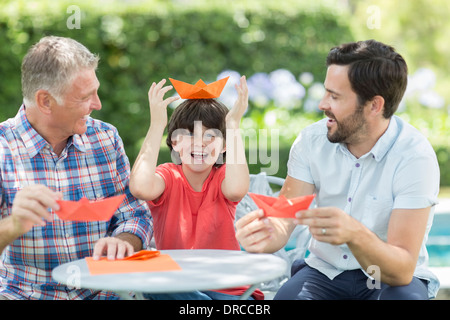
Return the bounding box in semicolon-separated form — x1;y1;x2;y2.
248;193;316;218
122;250;161;260
169;77;229;99
85;251;182;275
55;194;126;222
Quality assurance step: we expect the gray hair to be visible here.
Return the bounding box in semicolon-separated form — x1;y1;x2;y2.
21;36;99;106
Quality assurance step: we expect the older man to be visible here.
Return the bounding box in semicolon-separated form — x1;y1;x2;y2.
236;40;440;299
0;36;152;299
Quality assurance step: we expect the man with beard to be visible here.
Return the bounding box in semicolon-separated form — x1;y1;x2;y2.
235;40;440;300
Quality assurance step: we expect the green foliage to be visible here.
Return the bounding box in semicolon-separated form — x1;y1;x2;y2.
0;0;353;164
435;146;450;188
0;0;448;186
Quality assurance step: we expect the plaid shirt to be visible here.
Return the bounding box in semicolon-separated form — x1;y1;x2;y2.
0;105;153;300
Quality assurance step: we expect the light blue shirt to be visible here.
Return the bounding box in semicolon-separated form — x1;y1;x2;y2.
287;116;440;298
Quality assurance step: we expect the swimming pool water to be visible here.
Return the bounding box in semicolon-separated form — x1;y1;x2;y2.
427;213;450;267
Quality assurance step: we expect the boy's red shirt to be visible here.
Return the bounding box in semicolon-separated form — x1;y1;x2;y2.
148;163;264;300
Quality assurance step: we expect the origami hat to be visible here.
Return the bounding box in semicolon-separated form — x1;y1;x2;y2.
55;194;126;222
169;76;229;99
248;193;316;218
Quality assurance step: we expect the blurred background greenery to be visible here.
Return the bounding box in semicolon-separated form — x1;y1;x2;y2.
0;0;449;188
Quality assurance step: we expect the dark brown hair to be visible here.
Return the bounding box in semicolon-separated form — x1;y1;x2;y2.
166;99;228;166
326;39;408;118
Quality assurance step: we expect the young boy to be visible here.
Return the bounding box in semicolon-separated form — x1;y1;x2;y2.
130;77;263;300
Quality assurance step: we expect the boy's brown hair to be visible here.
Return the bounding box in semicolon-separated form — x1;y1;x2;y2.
166;99;228;166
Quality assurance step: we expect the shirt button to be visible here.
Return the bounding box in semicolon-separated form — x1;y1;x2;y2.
348;197;352;202
355;163;360;167
343;255;348;259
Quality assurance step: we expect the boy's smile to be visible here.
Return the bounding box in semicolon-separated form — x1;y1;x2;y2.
191;151;208;163
172;122;225;170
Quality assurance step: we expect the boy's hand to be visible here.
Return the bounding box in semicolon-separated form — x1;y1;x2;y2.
148;79;179;128
226;76;248;128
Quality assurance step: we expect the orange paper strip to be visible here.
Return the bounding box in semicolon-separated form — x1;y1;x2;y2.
85;254;182;275
169;77;229;99
248;193;316;218
122;250;161;260
55;195;126;222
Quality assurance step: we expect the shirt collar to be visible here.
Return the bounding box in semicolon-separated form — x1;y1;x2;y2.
337;116;400;162
71;133;86;153
15;105;86;157
369;116;399;162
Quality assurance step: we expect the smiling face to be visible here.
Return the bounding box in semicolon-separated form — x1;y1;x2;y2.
166;98;229;172
319;64;368;145
171;121;225;174
52;68;102;137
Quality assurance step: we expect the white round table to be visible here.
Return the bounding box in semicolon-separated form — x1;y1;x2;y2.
52;249;287;300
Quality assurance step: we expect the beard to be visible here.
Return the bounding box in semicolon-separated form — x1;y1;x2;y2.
325;106;367;144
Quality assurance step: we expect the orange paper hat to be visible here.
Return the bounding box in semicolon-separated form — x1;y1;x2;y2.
169;76;229;99
248;193;316;218
55;194;126;222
